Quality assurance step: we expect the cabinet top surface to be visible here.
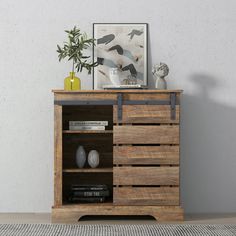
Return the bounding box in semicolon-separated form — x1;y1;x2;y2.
52;89;183;94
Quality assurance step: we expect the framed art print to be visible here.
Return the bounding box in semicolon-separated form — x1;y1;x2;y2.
93;23;148;89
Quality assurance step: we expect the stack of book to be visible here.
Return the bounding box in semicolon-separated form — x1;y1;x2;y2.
69;121;108;131
103;84;148;90
69;184;110;203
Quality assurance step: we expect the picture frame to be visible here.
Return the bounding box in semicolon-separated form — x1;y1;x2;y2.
93;23;148;89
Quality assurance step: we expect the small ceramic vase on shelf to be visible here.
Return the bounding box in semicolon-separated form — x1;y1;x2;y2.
88;150;99;168
76;146;86;168
64;72;81;90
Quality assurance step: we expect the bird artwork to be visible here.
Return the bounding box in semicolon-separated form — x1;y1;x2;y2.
108;45;137;63
127;29;143;40
97;57;117;68
122;64;137;75
93;24;147;89
108;45;123;55
97;34;115;45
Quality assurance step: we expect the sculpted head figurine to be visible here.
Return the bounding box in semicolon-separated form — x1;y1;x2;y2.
152;62;169;78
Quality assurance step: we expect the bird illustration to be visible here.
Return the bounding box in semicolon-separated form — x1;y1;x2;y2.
97;34;115;45
97;57;104;65
108;45;137;63
122;64;137;75
97;57;117;68
98;70;109;78
108;45;123;55
127;29;143;40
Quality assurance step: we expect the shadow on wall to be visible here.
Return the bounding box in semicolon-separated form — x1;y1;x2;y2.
181;74;236;213
147;28;154;88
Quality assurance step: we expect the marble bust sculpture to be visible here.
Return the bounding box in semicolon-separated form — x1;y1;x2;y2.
152;62;169;89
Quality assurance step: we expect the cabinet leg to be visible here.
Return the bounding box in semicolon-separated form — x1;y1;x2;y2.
152;210;184;222
52;210;85;223
77;214;83;222
52;206;184;223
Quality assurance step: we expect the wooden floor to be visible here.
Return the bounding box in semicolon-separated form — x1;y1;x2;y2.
0;214;236;224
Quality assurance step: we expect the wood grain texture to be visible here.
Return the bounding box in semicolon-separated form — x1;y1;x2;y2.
114;146;179;165
53;89;183;93
122;93;179;102
113;167;179;185
55;93;117;102
113;125;179;144
54;105;63;207
52;90;183;222
114;187;179;206
54;91;181;107
113;105;179;124
52;205;184;223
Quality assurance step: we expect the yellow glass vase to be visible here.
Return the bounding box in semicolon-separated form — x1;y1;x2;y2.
64;72;81;90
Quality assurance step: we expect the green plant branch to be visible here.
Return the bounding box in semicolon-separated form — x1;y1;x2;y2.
57;26;97;75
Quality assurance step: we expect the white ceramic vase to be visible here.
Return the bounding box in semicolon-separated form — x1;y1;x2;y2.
76;146;86;168
88;150;99;168
109;68;121;85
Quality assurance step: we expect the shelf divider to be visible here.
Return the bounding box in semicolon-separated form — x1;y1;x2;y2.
63;130;113;134
63;168;113;173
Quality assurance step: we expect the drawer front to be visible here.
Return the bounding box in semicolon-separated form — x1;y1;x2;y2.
114;187;179;206
113;125;179;144
122;93;180;101
113;167;179;186
114;146;179;165
55;93;117;101
113;105;179;124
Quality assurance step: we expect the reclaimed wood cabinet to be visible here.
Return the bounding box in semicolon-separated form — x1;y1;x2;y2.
52;90;184;222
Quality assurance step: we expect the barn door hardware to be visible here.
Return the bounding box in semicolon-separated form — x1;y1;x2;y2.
117;93;123;122
170;92;176;120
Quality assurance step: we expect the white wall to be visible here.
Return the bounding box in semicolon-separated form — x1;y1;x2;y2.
0;0;236;213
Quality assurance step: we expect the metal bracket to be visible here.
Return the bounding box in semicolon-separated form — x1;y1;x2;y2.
170;93;176;120
54;99;179;106
55;93;178;121
123;100;172;105
117;93;123;122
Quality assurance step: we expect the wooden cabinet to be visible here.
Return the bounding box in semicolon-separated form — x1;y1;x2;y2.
52;90;184;222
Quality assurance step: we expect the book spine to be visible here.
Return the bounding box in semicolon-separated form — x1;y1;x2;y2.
71;187;107;191
72;190;110;197
69;121;108;126
69;126;105;131
71;185;108;191
69;197;105;203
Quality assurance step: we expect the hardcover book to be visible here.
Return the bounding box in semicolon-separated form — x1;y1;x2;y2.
69;126;105;131
69;196;105;203
69;121;108;126
71;184;108;191
72;190;110;197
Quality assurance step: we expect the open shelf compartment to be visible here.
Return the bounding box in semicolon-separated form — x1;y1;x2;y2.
62;105;114;205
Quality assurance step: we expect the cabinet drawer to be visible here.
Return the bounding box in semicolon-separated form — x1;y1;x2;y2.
113;105;179;124
114;187;179;206
113;167;179;186
114;146;179;165
113;125;179;144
